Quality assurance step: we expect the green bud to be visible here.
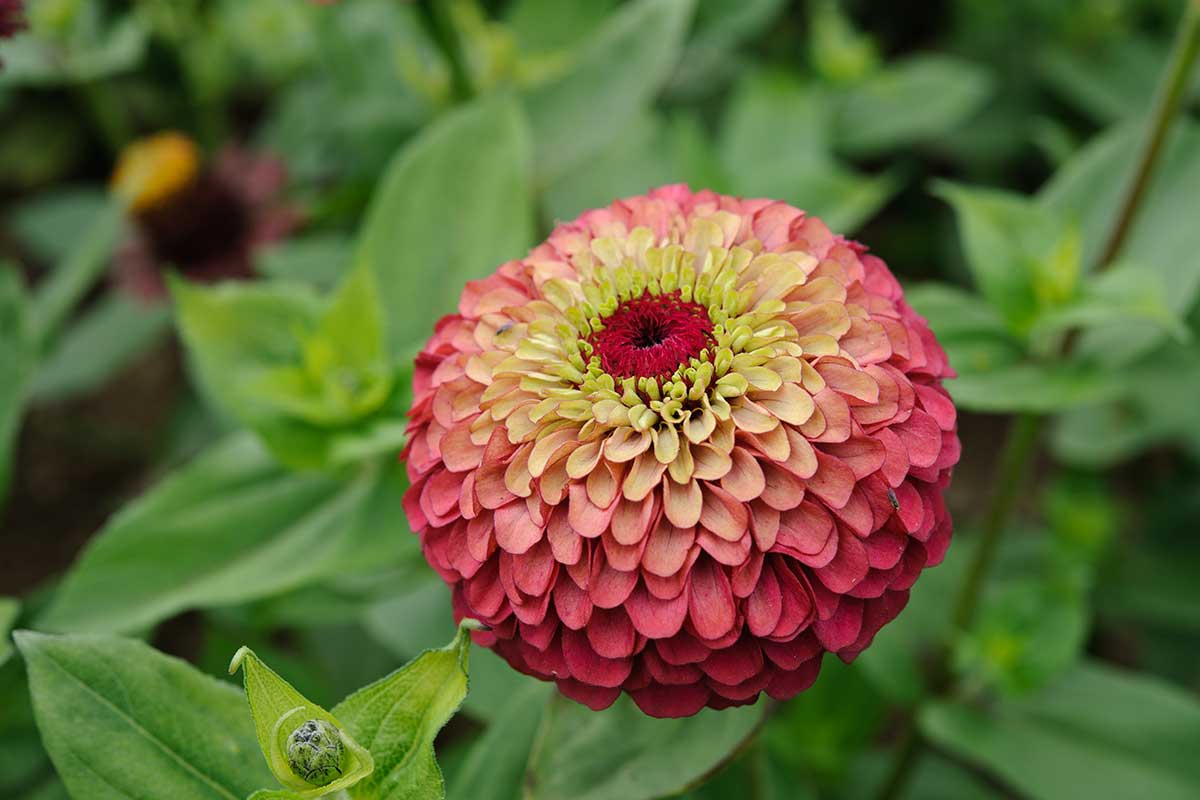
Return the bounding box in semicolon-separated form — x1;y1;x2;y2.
286;719;345;787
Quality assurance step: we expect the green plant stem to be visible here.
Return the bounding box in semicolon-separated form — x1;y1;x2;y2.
416;0;476;102
1096;0;1200;270
874;5;1200;798
949;413;1045;635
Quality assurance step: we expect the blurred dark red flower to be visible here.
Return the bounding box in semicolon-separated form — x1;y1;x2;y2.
1;0;25;44
110;132;300;300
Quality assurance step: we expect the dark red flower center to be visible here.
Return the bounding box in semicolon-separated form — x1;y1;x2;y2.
141;174;251;272
588;292;714;379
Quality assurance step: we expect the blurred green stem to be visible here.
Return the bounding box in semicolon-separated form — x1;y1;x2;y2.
1096;0;1200;269
875;4;1200;799
949;414;1045;635
416;0;476;102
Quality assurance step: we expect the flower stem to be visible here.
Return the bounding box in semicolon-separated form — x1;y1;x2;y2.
416;0;476;102
875;5;1200;798
949;413;1045;635
1096;0;1200;270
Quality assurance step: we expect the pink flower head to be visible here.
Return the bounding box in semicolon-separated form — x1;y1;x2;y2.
403;186;960;717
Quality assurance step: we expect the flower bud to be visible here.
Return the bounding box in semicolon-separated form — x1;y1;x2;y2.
286;719;345;787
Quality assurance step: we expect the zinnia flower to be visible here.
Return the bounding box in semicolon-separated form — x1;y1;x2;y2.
110;131;299;300
403;185;959;717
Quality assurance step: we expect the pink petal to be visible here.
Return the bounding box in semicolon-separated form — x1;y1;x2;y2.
699;484;750;542
553;577;594;630
586;607;637;659
814;597;864;651
512;538;556;596
806;450;856;509
626;581;689;639
746;563;783;636
561;628;632;688
814;525;869;594
546;506;583;564
697;528;752;566
630;683;711;718
699;638;764;686
641;520;695;578
589;554;638;609
493;501;544;555
688;557;737;640
611;496;656;546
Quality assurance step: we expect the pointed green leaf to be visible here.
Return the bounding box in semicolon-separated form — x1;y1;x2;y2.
944;361;1123;413
30;293;171;402
0;267;34;507
356;94;533;355
253;263;393;428
37;434;399;634
932;181;1072;335
1031;263;1190;346
1040;121;1200;363
16;632;272;800
448;680;555;800
523;0;696;182
230;647;374;796
330;620;476;800
836;55;993;156
29;198;124;349
921;661;1200;800
721;72;896;232
525;695;765;800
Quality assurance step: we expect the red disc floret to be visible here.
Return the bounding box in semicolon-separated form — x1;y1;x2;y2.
588;292;714;380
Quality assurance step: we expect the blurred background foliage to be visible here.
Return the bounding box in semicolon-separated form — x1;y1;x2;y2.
2;1;1200;799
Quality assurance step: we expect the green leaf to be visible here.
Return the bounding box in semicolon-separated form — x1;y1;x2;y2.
541;114;686;224
525;695;765;800
933;181;1073;335
954;577;1089;696
945;361;1122;413
720;72;896;233
230;647;374;796
330;621;475;800
921;661;1200;800
1040;121;1200;363
506;0;620;54
667;0;788;96
362;580;533;724
7;186;107;264
448;680;555;800
30;294;171;402
172;272;401;468
30;198;124;349
836;55;993;156
523;0;696;182
0;598;17;667
355;94;533;355
0;267;34;507
253;263;393;427
0;11;147;86
764;660;886;782
256;234;354;291
1051;339;1200;467
16;631;272;800
904;282;1024;374
1030;264;1190;347
37;434;403;634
